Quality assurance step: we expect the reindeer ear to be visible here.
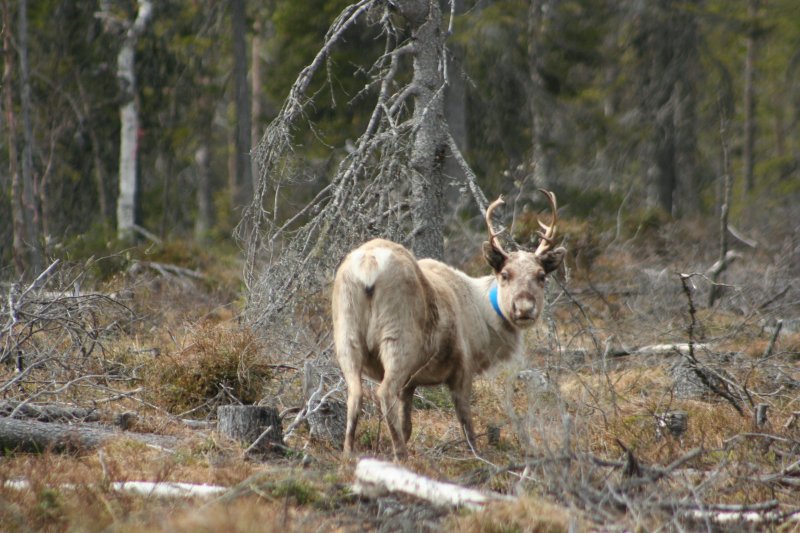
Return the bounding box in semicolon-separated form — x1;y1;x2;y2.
539;246;566;274
482;241;507;272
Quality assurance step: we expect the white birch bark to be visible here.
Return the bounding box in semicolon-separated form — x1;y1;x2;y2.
116;0;153;241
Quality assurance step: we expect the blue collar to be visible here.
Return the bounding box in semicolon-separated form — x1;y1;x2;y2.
489;283;507;322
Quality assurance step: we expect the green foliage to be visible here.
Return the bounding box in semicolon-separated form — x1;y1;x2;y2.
414;386;455;410
270;479;319;506
3;0;800;276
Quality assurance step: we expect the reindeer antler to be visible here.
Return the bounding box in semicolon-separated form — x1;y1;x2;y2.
534;189;558;256
485;196;510;260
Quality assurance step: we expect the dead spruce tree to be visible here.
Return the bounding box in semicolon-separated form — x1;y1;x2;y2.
237;1;489;345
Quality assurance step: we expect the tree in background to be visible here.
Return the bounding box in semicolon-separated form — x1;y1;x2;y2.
0;0;799;272
238;0;489;331
231;0;253;206
98;0;154;242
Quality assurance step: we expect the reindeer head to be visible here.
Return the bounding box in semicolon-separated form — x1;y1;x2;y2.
482;190;566;328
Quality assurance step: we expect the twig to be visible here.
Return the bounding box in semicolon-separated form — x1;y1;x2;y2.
679;273;744;415
762;319;783;358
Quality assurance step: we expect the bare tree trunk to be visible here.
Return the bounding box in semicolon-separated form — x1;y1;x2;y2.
637;2;678;215
527;0;555;190
231;0;252;206
16;0;42;273
743;0;760;194
251;19;263;182
194;142;212;242
74;74;110;226
709;117;733;307
401;0;447;260
116;0;153;241
674;1;701;216
2;0;27;276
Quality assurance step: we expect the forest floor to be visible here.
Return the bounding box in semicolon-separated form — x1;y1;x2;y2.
1;216;799;532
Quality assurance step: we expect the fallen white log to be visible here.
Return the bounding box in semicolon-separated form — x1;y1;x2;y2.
353;458;510;511
5;479;226;498
684;509;800;525
634;343;709;356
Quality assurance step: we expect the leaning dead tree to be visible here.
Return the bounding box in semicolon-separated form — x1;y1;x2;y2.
236;1;489;338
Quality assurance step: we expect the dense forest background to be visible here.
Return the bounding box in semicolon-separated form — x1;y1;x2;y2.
2;0;799;277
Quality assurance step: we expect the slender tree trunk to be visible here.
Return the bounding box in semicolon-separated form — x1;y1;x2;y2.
116;0;153;241
2;0;27;276
674;1;700;216
743;0;760;193
251;19;263;182
639;2;678;216
194;141;213;242
444;0;466;186
527;0;555;190
231;0;252;206
17;0;42;273
401;0;447;260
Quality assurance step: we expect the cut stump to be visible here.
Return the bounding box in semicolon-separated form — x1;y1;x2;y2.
217;405;282;454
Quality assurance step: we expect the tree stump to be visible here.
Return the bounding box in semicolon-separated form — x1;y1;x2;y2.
217;405;282;454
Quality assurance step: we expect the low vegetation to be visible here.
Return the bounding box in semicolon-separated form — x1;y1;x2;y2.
1;206;798;531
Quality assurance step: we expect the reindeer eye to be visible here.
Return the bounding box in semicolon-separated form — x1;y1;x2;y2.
500;270;510;282
537;272;546;283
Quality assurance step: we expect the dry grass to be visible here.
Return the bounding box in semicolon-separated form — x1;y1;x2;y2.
2;218;799;531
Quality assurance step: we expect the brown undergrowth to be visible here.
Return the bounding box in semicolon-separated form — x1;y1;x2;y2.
1;215;799;531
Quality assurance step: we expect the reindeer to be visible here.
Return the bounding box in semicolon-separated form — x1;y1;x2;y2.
331;190;566;460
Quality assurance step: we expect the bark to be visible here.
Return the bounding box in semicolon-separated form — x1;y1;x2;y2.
231;0;253;205
16;0;42;272
2;0;26;276
743;0;760;193
443;0;466;185
353;458;509;510
674;1;701;216
0;401;99;423
709;118;733;307
251;19;263;182
527;0;555;190
401;0;447;260
194;142;213;242
116;0;153;241
0;416;179;454
217;405;282;453
5;479;226;498
638;2;682;215
75;74;110;225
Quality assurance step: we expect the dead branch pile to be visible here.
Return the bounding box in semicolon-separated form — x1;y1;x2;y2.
1;260;135;410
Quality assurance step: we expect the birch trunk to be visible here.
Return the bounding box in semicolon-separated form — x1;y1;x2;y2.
116;0;153;241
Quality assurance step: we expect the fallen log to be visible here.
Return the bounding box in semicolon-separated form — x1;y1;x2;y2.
353;458;511;511
0;416;179;453
5;479;226;498
0;401;99;422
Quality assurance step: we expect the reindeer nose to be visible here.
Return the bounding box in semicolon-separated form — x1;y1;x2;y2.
512;298;536;320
